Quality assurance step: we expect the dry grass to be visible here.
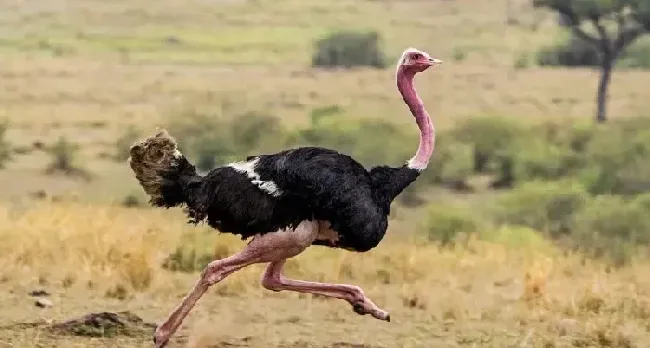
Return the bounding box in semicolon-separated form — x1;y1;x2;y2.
0;202;649;347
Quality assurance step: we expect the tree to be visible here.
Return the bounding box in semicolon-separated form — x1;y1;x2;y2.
533;0;650;123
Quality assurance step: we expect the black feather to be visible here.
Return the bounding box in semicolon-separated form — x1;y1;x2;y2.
146;146;421;252
369;165;420;212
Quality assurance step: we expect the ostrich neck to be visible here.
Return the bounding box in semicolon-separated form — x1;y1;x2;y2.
396;67;434;171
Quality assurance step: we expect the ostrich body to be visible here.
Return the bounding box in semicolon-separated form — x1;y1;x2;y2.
128;48;441;348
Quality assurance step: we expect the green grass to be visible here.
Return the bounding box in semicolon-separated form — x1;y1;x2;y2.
0;0;557;65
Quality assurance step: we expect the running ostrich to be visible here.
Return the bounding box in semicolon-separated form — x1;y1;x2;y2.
128;47;441;347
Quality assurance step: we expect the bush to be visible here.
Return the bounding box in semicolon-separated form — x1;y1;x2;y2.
618;39;650;68
44;136;92;180
537;33;600;67
511;127;582;182
578;119;650;195
0;122;10;169
161;228;232;273
492;180;589;238
571;194;650;265
287;107;360;156
446;116;650;192
494;120;598;186
421;202;481;246
537;33;650;68
450;116;531;188
312;30;387;69
451;116;526;174
168;110;285;171
413;137;474;193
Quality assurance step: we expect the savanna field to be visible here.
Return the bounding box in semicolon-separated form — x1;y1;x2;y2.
1;0;650;347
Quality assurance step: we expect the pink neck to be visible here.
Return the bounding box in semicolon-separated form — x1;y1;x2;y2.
396;66;434;171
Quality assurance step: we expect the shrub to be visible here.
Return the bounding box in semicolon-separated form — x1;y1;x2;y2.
571;194;650;265
563;120;598;153
492;180;589;238
0;122;10;169
161;244;215;273
418;137;474;190
573;195;650;244
168;110;285;171
312;30;387;69
537;33;650;68
537;33;600;67
44;136;92;180
512;134;576;181
421;202;481;246
618;39;650;68
578;119;650;195
491;120;597;186
47;136;79;172
451;116;526;174
161;228;231;273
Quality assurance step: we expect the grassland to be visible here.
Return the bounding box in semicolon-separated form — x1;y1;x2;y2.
1;0;650;347
1;203;650;348
2;0;650;202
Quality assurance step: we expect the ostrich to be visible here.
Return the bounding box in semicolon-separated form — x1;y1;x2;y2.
128;47;441;348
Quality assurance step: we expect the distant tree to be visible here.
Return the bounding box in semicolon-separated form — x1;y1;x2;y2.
533;0;650;123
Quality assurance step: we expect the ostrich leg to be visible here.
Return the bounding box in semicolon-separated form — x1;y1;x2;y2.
261;260;390;321
153;220;320;348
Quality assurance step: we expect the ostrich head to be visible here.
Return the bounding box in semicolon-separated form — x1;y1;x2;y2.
397;48;442;73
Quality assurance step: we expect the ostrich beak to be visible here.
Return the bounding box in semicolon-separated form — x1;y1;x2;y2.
429;58;442;65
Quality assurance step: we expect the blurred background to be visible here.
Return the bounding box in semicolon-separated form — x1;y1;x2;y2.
1;0;650;347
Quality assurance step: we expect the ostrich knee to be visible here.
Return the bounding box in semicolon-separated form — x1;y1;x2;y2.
200;260;228;287
261;273;283;292
260;260;285;292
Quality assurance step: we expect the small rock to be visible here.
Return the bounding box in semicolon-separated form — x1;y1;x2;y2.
555;318;578;336
29;289;51;297
33;141;45;150
35;298;53;308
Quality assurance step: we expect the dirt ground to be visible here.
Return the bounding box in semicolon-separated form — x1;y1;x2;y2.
0;283;567;348
0;283;503;348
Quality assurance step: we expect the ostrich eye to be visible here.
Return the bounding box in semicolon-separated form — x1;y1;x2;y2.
412;53;421;59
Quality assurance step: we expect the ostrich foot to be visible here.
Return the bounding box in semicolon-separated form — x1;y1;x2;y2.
261;260;391;323
153;325;170;348
351;302;391;322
